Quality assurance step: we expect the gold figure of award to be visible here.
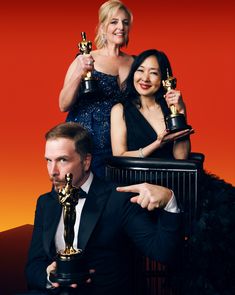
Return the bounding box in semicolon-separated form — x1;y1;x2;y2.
78;32;97;96
162;69;191;133
50;173;87;286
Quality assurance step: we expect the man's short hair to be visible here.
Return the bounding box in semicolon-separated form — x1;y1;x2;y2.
45;122;93;159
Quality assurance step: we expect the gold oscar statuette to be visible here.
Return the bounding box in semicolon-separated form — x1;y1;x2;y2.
162;69;191;133
78;32;97;96
49;173;87;287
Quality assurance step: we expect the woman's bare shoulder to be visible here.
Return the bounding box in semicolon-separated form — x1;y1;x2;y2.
91;49;104;60
111;102;124;113
121;51;134;59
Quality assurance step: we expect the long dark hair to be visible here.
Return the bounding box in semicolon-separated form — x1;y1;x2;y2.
122;49;173;114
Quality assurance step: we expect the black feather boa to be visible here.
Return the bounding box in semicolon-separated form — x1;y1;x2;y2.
174;171;235;295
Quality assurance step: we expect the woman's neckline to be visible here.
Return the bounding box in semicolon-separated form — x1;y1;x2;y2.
93;68;119;78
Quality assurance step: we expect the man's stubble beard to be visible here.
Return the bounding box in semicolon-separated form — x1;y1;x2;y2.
50;167;88;192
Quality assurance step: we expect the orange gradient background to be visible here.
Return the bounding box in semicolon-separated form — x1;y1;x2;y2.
0;0;235;232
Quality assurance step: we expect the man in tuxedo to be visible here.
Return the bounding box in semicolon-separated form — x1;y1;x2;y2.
25;122;182;295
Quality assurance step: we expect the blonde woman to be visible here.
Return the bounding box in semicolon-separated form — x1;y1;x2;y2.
59;0;134;177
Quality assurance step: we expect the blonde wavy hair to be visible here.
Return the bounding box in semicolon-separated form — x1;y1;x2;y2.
94;0;133;49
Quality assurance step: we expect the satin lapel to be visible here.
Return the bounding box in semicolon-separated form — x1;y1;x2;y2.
43;190;62;257
78;177;111;250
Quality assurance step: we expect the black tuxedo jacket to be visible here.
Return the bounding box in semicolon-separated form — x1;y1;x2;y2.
25;176;182;295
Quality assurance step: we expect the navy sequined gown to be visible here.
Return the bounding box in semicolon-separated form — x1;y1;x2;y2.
66;70;124;178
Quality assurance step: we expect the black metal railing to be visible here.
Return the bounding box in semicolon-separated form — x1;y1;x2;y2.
105;153;204;295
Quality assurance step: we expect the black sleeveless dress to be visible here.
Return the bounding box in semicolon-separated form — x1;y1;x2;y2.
122;100;174;158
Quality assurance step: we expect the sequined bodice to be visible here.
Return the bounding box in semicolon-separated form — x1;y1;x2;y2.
66;70;125;177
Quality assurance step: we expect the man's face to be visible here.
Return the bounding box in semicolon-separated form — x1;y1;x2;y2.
45;138;91;192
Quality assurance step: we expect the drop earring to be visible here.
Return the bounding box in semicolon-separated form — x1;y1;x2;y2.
102;34;107;45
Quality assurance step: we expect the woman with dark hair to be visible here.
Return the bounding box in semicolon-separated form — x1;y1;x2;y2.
111;49;192;159
111;49;235;295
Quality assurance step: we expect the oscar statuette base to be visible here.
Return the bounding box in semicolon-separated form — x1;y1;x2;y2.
166;113;191;133
80;78;98;96
50;250;88;286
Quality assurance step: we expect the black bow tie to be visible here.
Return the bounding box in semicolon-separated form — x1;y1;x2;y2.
78;187;87;199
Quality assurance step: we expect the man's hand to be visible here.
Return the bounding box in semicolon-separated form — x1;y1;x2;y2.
116;183;172;211
68;269;95;288
46;262;95;288
47;261;60;288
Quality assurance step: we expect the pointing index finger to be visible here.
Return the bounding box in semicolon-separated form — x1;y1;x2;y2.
116;184;141;193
